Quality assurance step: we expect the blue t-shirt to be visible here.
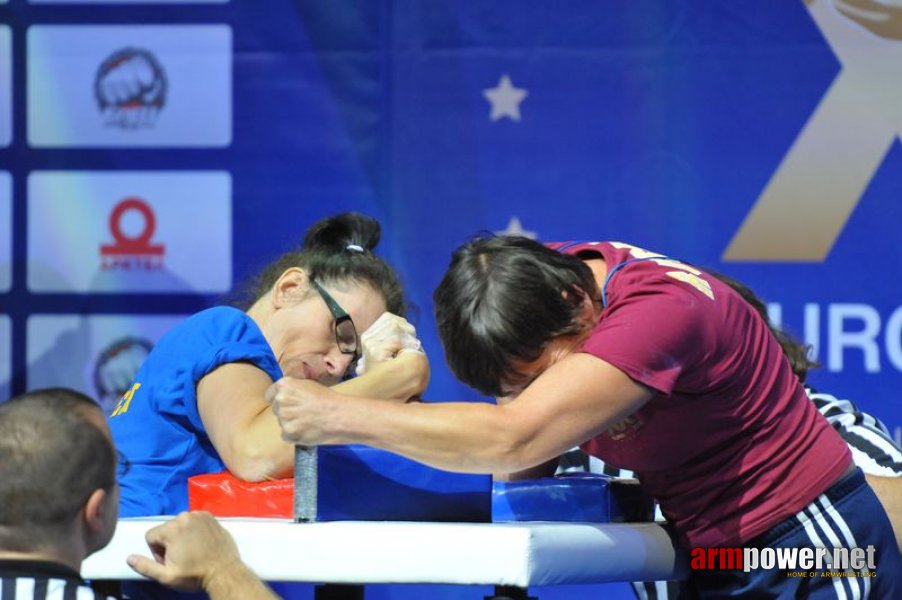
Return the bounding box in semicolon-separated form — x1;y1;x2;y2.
109;306;283;516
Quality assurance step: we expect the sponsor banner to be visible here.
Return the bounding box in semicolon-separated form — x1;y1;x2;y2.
724;0;902;262
28;171;232;293
0;316;9;402
28;25;232;147
0;26;10;147
27;314;187;415
0;172;10;292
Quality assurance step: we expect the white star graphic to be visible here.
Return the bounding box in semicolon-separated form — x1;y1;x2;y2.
483;74;528;122
496;216;537;239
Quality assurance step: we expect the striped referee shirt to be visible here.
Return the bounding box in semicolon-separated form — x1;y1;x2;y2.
807;387;902;477
0;560;116;600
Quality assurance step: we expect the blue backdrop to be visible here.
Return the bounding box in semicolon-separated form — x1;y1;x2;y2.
1;1;900;598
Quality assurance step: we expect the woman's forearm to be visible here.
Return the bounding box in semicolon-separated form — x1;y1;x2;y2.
334;351;429;400
270;354;654;476
307;394;544;474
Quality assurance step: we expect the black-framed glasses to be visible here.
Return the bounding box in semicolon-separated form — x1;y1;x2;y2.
310;279;360;358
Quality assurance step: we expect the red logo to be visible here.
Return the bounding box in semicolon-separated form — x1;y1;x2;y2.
100;197;165;270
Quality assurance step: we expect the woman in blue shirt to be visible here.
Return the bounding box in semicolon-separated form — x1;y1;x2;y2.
109;212;429;517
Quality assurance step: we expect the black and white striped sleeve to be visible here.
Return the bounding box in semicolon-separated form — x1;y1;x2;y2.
555;447;636;479
807;387;902;477
0;576;114;600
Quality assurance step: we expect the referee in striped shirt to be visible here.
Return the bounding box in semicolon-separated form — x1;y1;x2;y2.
0;388;279;600
0;389;119;600
557;274;902;600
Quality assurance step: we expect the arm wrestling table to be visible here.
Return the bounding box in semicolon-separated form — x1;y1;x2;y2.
82;518;687;599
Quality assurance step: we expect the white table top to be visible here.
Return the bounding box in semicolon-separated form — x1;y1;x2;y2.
83;518;687;587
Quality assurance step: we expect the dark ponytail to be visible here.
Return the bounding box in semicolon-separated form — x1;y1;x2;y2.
302;212;381;253
244;212;406;316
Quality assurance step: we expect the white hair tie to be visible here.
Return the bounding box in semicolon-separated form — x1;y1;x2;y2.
346;244;365;253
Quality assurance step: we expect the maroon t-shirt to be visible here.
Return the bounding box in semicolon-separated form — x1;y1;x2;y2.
548;240;851;547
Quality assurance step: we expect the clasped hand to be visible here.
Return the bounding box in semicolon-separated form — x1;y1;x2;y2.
267;378;336;445
355;312;424;376
267;312;427;446
127;511;243;592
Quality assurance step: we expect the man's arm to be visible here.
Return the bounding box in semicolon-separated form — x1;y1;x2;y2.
127;512;280;600
865;475;902;552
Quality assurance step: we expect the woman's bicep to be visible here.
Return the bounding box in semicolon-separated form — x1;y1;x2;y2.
197;362;293;480
505;353;654;468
